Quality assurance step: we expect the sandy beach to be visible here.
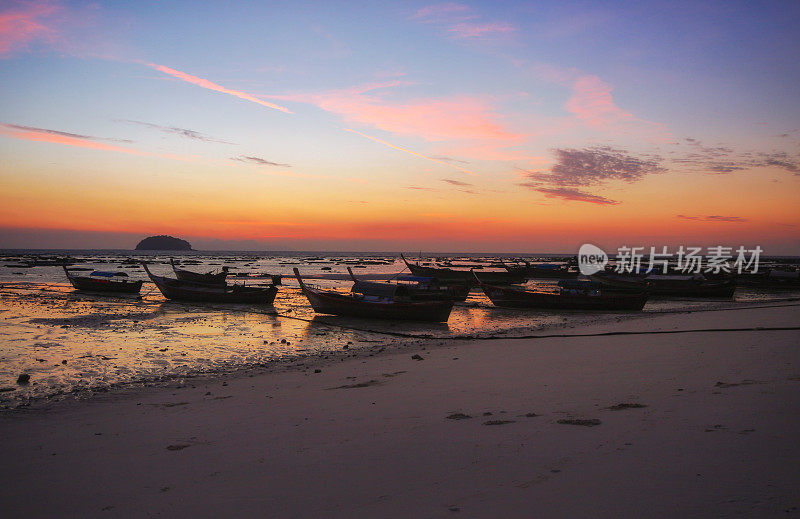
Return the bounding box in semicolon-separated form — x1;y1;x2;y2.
1;303;799;518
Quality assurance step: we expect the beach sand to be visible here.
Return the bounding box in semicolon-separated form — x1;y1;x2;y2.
1;304;798;518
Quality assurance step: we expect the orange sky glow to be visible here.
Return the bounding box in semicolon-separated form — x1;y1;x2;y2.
0;1;798;253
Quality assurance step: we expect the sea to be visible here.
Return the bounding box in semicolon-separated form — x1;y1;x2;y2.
1;250;798;409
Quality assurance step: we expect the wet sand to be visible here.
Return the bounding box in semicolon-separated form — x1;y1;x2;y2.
6;279;772;408
1;303;799;518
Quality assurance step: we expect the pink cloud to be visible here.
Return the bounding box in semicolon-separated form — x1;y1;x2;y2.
413;3;472;21
0;1;58;56
413;3;515;40
272;82;525;159
534;63;670;141
147;63;293;114
565;75;635;128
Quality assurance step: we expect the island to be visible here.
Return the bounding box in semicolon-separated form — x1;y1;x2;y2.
134;235;192;251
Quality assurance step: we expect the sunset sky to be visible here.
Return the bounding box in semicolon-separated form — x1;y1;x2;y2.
1;1;798;253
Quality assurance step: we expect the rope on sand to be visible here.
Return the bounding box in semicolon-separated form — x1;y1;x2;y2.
272;310;800;341
501;325;800;341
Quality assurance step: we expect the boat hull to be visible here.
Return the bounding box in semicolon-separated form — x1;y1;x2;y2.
592;272;736;298
145;266;277;304
300;285;454;322
66;276;143;294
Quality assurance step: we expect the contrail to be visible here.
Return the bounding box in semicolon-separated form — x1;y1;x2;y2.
147;63;292;114
343;128;475;175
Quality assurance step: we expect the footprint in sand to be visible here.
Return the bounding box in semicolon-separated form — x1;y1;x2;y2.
446;413;472;420
483;420;516;426
557;418;601;427
605;403;647;411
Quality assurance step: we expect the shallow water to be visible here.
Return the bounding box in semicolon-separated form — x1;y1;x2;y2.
2;251;798;408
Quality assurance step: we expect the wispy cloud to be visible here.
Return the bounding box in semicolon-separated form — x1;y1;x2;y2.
518;146;665;205
270;81;525;161
677;215;748;223
431;155;470;165
413;3;515;40
669;138;800;175
534;64;669;141
671;138;744;173
275;83;520;143
344;128;476;175
0;122;140;154
146;63;292;114
523;146;665;187
0;121;200;162
121;120;235;144
566;75;634;128
413;3;471;21
441;178;472;187
523;186;619;205
758;151;799;175
231;155;290;168
0;1;58;57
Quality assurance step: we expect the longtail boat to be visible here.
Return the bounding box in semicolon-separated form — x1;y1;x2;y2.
294;268;454;322
346;267;470;302
63;266;143;294
401;254;525;286
476;274;648;311
592;270;735;298
646;274;735;298
144;263;277;304
171;258;228;285
737;269;800;288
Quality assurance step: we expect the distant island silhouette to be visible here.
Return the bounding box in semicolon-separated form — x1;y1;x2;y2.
135;235;192;251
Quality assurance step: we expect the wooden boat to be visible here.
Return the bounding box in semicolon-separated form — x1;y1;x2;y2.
503;261;578;279
645;274;736;298
171;258;228;285
143;263;277;304
737;269;800;288
294;268;454;322
63;266;143;294
346;267;469;302
592;270;735;298
401;254;526;286
476;274;648;311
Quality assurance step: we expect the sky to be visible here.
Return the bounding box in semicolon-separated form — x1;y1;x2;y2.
0;0;798;253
